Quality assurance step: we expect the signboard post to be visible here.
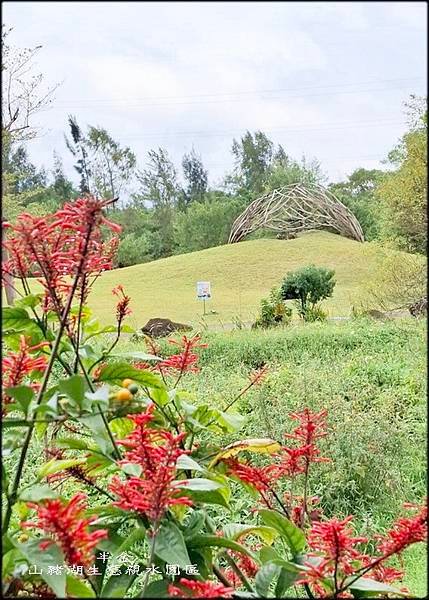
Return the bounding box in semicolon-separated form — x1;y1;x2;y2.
196;281;211;315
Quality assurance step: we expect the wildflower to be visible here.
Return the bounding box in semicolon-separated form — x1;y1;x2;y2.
168;578;234;598
112;285;132;322
157;335;207;375
375;503;427;557
2;336;48;410
248;364;269;386
110;475;193;523
285;408;329;463
224;458;277;508
109;405;193;522
2;197;121;316
22;493;108;568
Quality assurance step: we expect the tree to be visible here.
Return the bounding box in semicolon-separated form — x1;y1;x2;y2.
135;148;179;257
230;130;274;196
181;148;208;207
1;25;58;143
265;152;326;192
329;168;384;241
51;151;75;201
173;197;245;254
377;96;427;254
281;265;336;319
86;126;136;200
65;115;92;194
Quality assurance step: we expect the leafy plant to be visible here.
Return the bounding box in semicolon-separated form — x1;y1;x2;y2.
1;199;426;599
281;265;335;321
253;287;292;329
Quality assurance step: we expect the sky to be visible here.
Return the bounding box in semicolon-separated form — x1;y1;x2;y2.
3;1;428;194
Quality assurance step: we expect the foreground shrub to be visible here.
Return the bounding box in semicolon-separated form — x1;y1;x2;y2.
1;198;426;598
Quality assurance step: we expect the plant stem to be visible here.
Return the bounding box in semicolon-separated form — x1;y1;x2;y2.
222;552;254;593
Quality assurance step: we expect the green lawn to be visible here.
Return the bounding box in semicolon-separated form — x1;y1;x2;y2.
81;232;410;326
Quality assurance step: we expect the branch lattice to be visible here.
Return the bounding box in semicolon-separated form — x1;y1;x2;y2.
228;182;365;244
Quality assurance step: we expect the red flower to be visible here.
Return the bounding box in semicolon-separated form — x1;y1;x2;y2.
22;493;107;567
285;408;329;462
2;197;120;315
248;364;269;386
109;405;193;522
157;335;207;376
375;503;427;557
112;285;132;322
2;336;48;410
168;578;234;598
224;458;277;508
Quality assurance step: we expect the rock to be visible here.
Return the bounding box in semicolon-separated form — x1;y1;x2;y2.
408;298;427;318
139;318;193;338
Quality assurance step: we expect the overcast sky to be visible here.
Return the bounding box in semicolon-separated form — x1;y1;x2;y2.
3;1;428;193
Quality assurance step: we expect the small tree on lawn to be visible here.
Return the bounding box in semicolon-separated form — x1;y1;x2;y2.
281;265;336;320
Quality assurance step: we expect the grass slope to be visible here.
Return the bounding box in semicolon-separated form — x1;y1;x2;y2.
88;231;383;326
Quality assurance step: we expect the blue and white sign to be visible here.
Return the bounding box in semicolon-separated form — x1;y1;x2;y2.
196;281;211;300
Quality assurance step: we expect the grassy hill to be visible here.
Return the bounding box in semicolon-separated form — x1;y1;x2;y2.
83;231;385;326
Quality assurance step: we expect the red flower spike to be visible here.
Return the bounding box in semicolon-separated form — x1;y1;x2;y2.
168;579;234;598
112;285;132;321
375;503;427;557
248;364;269;386
22;493;107;568
157;335;207;375
2;336;48;410
2;197;120;316
109;405;192;522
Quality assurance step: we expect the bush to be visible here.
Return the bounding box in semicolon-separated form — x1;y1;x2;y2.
117;231;155;267
281;264;336;320
253;286;292;329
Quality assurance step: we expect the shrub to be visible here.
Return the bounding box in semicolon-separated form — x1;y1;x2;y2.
281;264;336;320
253;287;292;329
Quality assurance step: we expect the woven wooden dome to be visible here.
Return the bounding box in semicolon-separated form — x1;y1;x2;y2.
228;182;364;243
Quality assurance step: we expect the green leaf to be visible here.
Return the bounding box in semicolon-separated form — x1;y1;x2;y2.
2;307;34;331
275;566;297;596
222;523;278;545
15;539;66;597
58;375;87;408
110;351;162;362
37;458;86;479
19;483;58;502
180;487;230;508
3;386;34;416
142;579;170;598
154;522;190;568
347;576;410;596
66;574;96;598
109;526;147;562
259;546;284;564
258;509;306;556
176;454;205;472
56;436;94;451
186;534;258;561
85;385;110;408
110;417;135;439
121;463;142;477
97;362;164;389
173;478;225;491
183;510;206;538
100;569;140;598
2;549;20;578
255;562;282;597
15;293;43;309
